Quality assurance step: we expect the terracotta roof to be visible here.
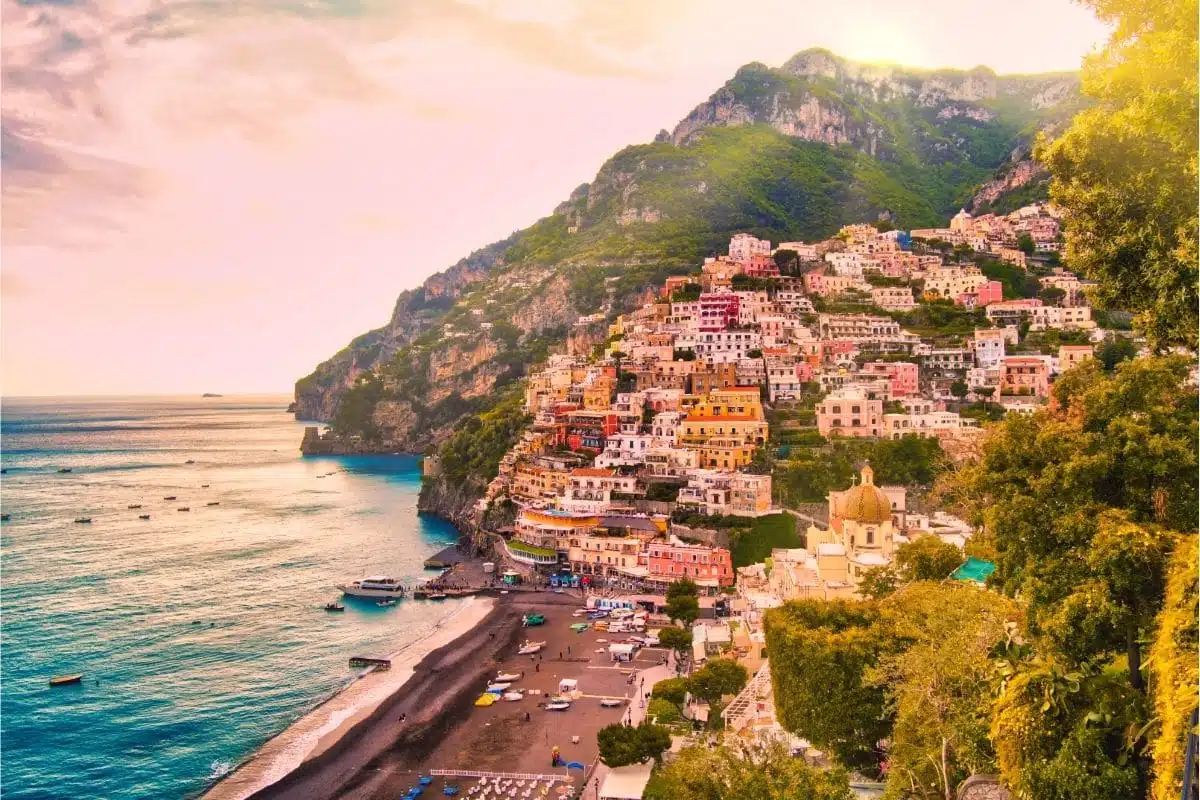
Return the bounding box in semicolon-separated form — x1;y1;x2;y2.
572;468;616;477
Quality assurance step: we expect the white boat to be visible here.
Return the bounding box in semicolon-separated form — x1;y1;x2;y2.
545;701;571;711
503;692;524;702
338;576;406;599
376;599;397;607
517;640;545;655
486;682;512;692
496;672;523;682
599;698;626;707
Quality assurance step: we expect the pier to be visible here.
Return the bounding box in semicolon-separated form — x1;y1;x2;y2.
423;545;468;570
348;656;391;670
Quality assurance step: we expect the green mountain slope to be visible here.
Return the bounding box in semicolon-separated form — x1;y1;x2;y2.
292;49;1080;466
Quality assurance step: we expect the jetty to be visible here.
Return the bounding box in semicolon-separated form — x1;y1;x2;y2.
423;545;468;570
348;656;392;670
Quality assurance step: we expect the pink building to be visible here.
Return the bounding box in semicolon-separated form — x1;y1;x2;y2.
861;361;919;396
1001;357;1050;398
647;540;734;588
817;387;884;438
698;292;740;331
956;280;1004;308
803;269;862;297
744;254;781;278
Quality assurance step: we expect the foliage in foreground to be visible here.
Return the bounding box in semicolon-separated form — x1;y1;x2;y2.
643;741;852;800
597;721;672;767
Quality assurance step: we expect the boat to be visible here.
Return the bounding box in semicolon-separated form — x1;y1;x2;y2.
49;674;83;687
600;698;626;707
73;517;92;524
376;599;397;607
206;502;219;506
138;514;151;520
425;592;448;600
1;514;10;522
544;701;571;711
201;484;210;488
1;468;7;474
338;575;407;599
522;613;546;627
163;496;177;501
474;693;497;707
185;459;195;465
58;468;72;473
128;504;142;509
324;602;345;612
496;672;523;682
486;682;512;692
517;640;545;655
201;393;223;398
502;692;524;702
177;507;190;512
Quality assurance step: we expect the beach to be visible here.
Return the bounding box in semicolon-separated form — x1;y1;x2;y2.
208;590;671;800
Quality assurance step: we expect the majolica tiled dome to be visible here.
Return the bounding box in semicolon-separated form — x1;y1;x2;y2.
836;465;892;524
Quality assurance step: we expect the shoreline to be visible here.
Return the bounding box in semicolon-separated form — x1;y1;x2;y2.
199;596;495;800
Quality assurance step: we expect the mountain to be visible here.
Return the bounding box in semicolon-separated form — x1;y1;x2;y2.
291;49;1080;456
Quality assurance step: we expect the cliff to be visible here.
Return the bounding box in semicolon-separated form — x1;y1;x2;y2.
292;47;1082;462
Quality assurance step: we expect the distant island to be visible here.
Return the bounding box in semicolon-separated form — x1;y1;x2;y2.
201;393;223;398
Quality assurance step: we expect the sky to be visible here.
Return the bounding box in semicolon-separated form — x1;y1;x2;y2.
1;0;1110;396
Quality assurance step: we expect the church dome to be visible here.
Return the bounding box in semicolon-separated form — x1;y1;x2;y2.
836;465;892;524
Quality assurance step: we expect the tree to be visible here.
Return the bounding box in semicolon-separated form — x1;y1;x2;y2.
856;565;899;600
687;658;748;705
647;697;682;724
650;676;690;706
765;599;895;771
869;583;1021;800
894;536;964;582
597;721;672;767
657;627;693;660
949;379;969;399
644;741;853;800
1095;333;1137;371
1147;536;1199;800
666;594;699;627
869;435;948;487
773;249;800;276
1016;232;1036;255
975;386;995;399
1037;285;1067;307
745;348;763;359
1037;0;1198;350
666;577;699;601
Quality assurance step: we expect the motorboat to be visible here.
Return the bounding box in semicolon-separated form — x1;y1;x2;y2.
599;698;626;707
201;484;210;488
496;672;523;682
486;682;511;692
128;504;142;509
426;592;448;600
324;602;345;612
544;701;571;711
58;468;72;473
138;514;151;520
376;599;397;607
206;502;219;506
163;496;177;501
517;640;545;655
185;460;195;465
0;514;10;522
177;507;190;512
502;692;524;702
49;674;83;687
73;517;92;524
338;575;407;599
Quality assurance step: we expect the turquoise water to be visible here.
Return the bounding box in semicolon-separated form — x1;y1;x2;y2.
0;396;460;799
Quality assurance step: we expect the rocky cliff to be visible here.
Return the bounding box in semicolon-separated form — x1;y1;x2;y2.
293;47;1082;459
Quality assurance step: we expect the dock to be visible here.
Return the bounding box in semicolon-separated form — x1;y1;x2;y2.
423;545;468;570
348;656;392;670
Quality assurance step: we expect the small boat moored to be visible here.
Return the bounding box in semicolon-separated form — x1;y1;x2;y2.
58;468;72;473
177;507;190;512
185;460;195;464
324;602;345;612
73;517;92;524
128;504;142;509
138;514;151;520
49;674;84;687
376;599;397;607
426;592;448;601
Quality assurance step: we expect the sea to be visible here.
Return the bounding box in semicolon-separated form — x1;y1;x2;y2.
0;395;463;800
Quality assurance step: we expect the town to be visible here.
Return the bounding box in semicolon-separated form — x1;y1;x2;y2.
408;203;1136;795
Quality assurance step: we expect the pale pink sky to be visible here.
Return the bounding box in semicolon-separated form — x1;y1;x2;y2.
1;0;1108;396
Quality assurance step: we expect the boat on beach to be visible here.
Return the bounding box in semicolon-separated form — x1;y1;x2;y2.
544;700;571;711
496;672;523;682
599;698;626;707
49;674;83;687
517;640;545;655
338;575;407;599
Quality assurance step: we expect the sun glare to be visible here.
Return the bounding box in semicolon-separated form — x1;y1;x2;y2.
835;22;931;68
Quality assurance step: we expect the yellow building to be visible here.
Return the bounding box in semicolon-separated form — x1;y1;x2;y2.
807;465;898;586
696;436;756;470
678;415;769;448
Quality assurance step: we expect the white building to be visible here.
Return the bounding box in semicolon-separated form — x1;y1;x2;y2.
729;233;771;263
